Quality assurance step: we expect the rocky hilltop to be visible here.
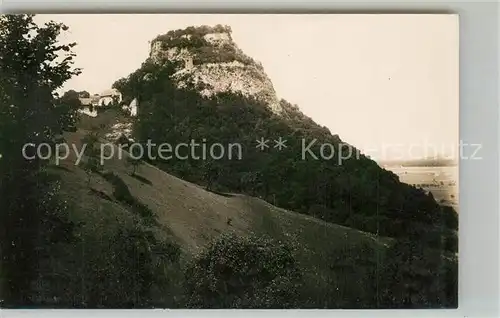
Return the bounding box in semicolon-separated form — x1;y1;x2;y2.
2;14;459;309
148;25;282;113
112;24;458;257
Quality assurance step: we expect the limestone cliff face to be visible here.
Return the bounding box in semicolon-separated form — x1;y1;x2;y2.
149;25;282;113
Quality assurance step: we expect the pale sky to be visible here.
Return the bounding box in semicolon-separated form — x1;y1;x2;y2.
35;14;459;160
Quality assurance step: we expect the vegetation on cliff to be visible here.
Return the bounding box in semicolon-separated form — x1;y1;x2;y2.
151;24;262;67
114;53;458;254
0;17;458;309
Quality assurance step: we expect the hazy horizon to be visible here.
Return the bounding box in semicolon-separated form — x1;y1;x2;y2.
34;14;459;161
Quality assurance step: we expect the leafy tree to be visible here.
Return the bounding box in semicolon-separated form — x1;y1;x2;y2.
202;161;219;191
0;14;80;306
112;78;128;91
64;223;182;308
183;233;303;308
110;26;460;307
55;90;83;132
125;142;142;175
114;55;458;255
116;133;132;148
81;130;101;187
318;240;381;308
441;206;458;230
84;228;161;308
111;95;120;107
378;239;457;308
61;89;79;100
126;156;141;175
79;90;90;98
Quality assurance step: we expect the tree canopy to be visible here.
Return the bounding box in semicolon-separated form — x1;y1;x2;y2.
0;14;81;306
114;58;458;253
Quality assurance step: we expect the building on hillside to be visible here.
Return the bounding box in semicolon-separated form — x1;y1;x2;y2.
77;88;127;117
90;94;100;106
121;98;138;117
78;97;97;117
79;94;102;107
131;99;138;116
79;97;92;106
98;88;122;106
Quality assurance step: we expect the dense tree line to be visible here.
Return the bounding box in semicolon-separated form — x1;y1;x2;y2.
152;24;232;46
0;14;179;308
61;89;90;99
182;232;457;309
0;16;457;308
183;233;303;308
113;56;458;254
150;24;261;68
0;14;82;306
111;41;459;307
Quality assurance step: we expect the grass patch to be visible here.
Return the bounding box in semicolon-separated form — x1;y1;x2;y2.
100;171;158;226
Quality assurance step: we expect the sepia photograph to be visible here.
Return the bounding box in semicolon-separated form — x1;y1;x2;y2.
0;14;459;309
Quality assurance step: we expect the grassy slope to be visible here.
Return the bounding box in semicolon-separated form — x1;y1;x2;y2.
38;111;391;306
71;111;389;251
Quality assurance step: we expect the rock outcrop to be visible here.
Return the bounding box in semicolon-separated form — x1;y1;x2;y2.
149;25;282;113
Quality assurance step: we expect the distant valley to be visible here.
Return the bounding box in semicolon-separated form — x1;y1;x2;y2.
383;164;459;211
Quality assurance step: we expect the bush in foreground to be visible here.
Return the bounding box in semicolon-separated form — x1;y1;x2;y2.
183;233;303;308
